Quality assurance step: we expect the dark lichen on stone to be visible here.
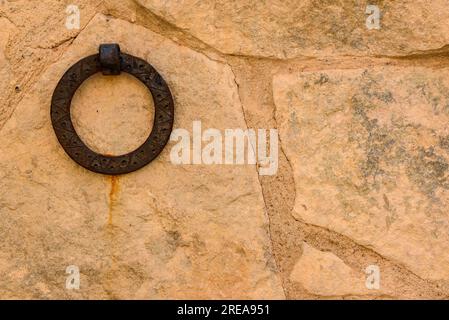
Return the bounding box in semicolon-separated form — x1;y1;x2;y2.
406;147;449;198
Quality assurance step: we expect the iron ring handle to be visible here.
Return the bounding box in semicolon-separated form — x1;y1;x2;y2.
51;44;174;175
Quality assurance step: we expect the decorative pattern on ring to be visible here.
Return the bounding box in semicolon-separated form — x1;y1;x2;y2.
51;52;175;175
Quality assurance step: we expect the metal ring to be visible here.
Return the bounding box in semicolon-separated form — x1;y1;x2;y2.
51;44;174;175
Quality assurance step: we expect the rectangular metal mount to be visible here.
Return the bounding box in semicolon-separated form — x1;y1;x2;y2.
99;44;121;76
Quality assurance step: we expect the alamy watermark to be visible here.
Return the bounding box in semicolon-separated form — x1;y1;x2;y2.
65;4;80;30
365;265;380;290
169;121;278;176
365;5;381;30
65;265;80;290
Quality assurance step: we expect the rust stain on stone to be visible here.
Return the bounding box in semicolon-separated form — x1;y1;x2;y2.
108;176;119;225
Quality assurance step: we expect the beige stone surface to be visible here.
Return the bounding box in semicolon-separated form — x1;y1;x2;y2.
274;67;449;281
0;17;15;126
1;0;449;300
0;14;283;299
290;243;368;297
71;73;155;156
0;0;101;128
136;0;449;58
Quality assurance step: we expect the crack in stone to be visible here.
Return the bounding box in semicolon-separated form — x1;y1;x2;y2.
0;10;101;134
273;98;449;297
3;2;449;299
228;62;288;299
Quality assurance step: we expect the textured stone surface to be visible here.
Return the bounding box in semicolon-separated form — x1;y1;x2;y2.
274;67;449;281
0;14;283;299
1;0;449;300
71;73;155;156
290;243;367;296
136;0;449;58
0;0;101;128
0;17;15;125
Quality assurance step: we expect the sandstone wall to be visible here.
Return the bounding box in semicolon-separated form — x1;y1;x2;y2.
1;0;449;299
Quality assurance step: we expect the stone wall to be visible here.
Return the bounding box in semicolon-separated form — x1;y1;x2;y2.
1;0;449;299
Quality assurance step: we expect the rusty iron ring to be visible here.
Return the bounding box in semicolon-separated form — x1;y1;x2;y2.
51;44;174;175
